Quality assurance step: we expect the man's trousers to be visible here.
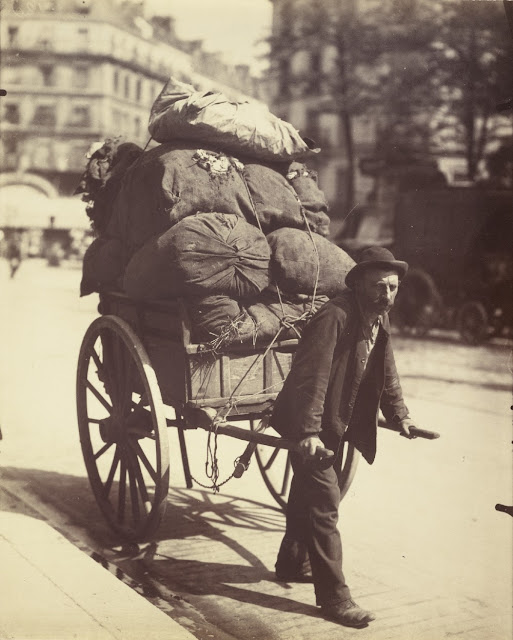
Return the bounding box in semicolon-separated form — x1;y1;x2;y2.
275;435;352;607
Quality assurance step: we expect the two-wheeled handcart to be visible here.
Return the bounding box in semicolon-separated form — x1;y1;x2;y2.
76;290;439;542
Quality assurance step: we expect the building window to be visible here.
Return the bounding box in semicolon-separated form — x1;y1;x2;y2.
135;78;142;102
112;108;122;128
124;75;130;99
73;65;89;89
134;116;141;137
2;136;19;169
4;137;18;155
68;106;90;127
113;69;119;93
8;26;19;47
32;105;56;126
306;109;321;143
278;58;291;98
75;0;91;14
77;27;89;50
309;51;321;91
4;104;20;124
40;64;55;87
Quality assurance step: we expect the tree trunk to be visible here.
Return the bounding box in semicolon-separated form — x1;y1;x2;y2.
465;24;478;181
340;109;355;213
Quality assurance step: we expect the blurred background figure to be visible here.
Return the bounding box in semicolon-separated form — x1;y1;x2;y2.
5;231;22;278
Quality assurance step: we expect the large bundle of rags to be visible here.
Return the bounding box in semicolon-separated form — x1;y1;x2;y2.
148;77;319;162
81;77;355;346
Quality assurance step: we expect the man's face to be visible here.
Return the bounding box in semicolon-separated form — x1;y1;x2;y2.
356;268;400;315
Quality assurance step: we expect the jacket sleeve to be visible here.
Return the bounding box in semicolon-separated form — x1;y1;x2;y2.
287;304;344;439
379;337;409;423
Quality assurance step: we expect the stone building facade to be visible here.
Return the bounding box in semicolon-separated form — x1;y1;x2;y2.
0;0;261;201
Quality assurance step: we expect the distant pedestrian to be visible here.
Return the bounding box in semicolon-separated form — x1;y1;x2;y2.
6;234;22;279
271;246;418;628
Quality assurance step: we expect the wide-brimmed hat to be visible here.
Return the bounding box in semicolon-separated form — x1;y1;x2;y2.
345;246;408;289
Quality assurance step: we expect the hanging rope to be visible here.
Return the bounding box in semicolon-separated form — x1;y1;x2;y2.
189;174;324;493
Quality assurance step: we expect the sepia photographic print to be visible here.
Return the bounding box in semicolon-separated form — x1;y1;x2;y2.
0;1;512;639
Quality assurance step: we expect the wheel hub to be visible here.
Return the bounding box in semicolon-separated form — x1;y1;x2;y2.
99;414;125;443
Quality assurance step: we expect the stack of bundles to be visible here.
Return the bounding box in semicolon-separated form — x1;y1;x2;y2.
105;144;331;262
183;291;330;346
123;213;271;301
148;77;319;162
82;77;355;346
77;137;143;296
75;137;143;235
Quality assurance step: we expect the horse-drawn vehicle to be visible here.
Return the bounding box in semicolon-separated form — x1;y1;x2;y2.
339;186;512;344
76;290;438;541
391;187;513;344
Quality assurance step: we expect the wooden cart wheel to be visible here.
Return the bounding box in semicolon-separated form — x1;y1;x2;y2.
251;422;360;511
77;315;170;541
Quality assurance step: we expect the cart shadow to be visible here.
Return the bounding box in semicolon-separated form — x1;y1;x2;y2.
1;467;321;622
109;487;324;621
0;467;285;541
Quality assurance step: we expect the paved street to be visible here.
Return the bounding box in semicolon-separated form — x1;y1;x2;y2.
0;258;511;640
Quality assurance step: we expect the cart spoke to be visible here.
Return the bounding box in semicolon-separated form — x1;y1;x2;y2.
103;448;120;498
263;447;280;471
86;380;112;412
94;441;113;461
88;345;105;378
127;443;151;514
122;361;135;412
128;463;141;525
78;316;169;540
130;440;158;483
118;457;127;524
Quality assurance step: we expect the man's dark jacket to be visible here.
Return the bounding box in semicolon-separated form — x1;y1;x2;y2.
271;290;409;464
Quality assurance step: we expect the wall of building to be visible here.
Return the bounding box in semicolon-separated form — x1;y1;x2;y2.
0;1;263;204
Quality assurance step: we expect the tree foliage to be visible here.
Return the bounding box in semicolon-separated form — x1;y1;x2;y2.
428;0;513;179
269;0;513;203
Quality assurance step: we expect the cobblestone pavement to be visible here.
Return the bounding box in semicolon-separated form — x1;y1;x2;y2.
0;259;511;640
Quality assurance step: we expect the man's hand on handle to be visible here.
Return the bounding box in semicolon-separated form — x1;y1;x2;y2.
398;417;417;439
298;436;334;461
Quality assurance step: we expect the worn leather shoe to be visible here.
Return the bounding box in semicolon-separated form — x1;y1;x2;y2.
320;599;376;627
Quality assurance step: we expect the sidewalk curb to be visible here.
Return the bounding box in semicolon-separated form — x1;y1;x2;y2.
0;495;198;640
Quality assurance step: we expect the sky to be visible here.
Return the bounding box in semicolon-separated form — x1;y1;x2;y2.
144;0;274;75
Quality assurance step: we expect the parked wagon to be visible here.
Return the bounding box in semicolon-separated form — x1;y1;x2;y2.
392;187;513;344
76;291;438;541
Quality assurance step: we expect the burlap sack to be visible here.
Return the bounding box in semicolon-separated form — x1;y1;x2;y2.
107;144;254;259
148;77;319;162
286;162;331;237
80;236;125;296
241;162;302;232
267;228;355;296
245;290;329;343
124;213;271;301
185;295;246;344
123;232;182;301
172;213;270;298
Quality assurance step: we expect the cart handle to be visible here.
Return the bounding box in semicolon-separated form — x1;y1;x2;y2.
378;420;440;439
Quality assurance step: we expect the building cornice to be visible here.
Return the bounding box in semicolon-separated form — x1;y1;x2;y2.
2;49;170;82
